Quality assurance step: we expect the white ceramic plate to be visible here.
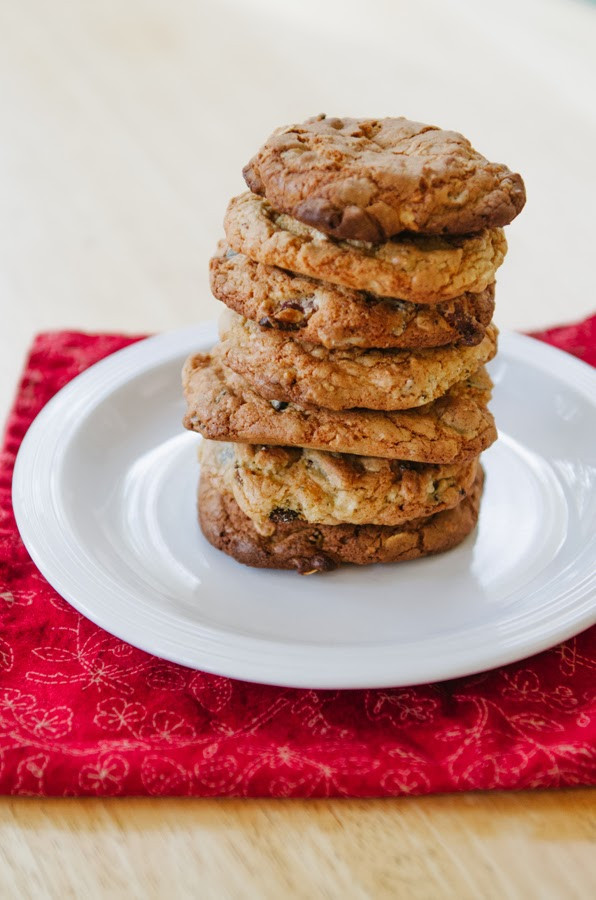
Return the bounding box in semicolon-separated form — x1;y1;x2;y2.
12;325;596;689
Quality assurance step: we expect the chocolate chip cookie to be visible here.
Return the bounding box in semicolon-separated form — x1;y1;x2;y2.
218;310;498;411
211;242;495;349
198;449;485;573
224;193;507;304
182;351;497;464
243;115;526;241
206;440;478;532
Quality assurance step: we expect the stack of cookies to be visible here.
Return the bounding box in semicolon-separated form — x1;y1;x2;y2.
183;115;525;574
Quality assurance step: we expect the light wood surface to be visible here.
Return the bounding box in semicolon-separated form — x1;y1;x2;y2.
1;0;595;897
1;791;596;899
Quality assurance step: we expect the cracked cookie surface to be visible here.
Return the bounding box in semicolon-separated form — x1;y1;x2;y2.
218;310;498;411
243;114;525;241
182;351;497;463
224;193;507;304
198;451;484;573
211;242;495;349
207;440;478;533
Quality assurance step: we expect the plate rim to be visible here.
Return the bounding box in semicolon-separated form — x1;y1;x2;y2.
11;324;596;689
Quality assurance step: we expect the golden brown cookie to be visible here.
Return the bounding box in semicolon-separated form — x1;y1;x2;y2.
210;243;495;349
224;192;507;304
244;115;526;241
182;351;497;464
198;454;485;573
205;440;478;532
218;310;498;411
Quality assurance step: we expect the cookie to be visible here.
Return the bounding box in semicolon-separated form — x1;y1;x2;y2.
182;351;497;464
218;310;498;411
243;115;526;241
198;455;485;573
224;192;507;304
210;243;495;349
205;440;478;532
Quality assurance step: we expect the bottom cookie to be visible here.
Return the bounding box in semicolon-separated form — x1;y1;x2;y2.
198;464;484;575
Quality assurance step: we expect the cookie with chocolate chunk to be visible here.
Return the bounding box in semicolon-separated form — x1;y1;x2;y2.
243;115;525;241
218;309;498;411
205;439;478;532
224;192;507;304
182;351;497;464
210;243;495;349
198;450;485;573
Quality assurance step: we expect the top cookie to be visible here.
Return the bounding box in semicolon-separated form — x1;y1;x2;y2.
243;115;526;241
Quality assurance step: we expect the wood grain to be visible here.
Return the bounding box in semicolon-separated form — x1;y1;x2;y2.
0;792;595;899
1;0;595;896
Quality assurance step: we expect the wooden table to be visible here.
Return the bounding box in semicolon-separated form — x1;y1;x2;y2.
1;0;595;895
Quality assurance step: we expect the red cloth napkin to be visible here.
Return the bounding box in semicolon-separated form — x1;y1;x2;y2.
1;318;595;798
